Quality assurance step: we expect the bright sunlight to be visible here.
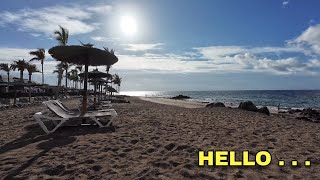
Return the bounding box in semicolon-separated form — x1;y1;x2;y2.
120;15;137;36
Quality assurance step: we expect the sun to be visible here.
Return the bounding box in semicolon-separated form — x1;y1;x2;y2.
120;16;137;36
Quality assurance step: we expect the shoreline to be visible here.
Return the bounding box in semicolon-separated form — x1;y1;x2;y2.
140;96;284;113
120;90;320;111
139;97;206;109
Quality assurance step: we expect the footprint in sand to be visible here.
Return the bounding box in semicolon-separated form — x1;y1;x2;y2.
122;148;132;152
43;165;65;176
83;159;95;164
91;165;103;172
153;161;171;169
146;148;157;153
164;143;176;151
130;139;139;144
266;138;277;142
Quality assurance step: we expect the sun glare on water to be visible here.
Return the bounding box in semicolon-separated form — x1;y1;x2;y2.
120;15;137;36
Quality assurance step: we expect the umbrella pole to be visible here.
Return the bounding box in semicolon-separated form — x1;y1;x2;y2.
94;82;97;109
29;85;31;102
82;64;89;115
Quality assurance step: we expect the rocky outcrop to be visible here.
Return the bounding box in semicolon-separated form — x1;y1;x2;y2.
238;101;270;115
288;109;302;114
171;95;191;100
258;106;270;115
206;102;225;108
295;108;320;123
238;101;258;112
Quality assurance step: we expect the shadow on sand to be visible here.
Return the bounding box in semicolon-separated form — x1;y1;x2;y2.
1;123;115;179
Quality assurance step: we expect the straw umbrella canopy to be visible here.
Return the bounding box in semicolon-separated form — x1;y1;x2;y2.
11;81;40;104
80;69;111;107
79;68;112;79
105;85;118;96
88;77;108;104
48;45;118;114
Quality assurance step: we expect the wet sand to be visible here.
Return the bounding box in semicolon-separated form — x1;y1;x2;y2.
0;97;320;179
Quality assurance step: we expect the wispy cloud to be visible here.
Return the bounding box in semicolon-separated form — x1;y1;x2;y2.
282;0;290;7
0;47;56;73
0;4;113;36
288;24;320;56
124;43;164;51
91;36;120;42
86;5;112;14
0;47;33;61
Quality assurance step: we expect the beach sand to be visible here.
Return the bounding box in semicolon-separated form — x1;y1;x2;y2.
1;97;320;179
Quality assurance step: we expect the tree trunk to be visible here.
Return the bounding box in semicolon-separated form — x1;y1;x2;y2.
42;63;44;84
20;70;23;82
7;72;9;92
82;64;89;115
56;63;63;99
65;70;68;88
57;64;63;86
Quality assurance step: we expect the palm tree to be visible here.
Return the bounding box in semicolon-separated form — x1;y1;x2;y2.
53;26;69;88
29;48;45;84
53;63;63;85
76;65;83;89
112;74;122;93
70;69;78;89
10;59;28;81
62;62;69;88
103;47;115;74
54;25;69;46
26;63;40;82
0;63;12;90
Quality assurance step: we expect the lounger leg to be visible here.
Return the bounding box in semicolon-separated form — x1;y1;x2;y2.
89;116;115;127
33;114;68;134
89;116;104;127
106;117;114;127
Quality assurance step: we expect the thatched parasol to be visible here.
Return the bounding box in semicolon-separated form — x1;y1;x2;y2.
79;69;112;107
49;45;118;114
88;77;108;106
79;69;112;79
11;81;40;104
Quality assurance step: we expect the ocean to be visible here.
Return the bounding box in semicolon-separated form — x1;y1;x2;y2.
120;90;320;110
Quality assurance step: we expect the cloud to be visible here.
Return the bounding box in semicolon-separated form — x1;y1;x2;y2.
288;24;320;56
124;43;164;51
194;45;305;63
0;47;34;61
0;4;113;36
108;49;320;75
91;36;119;42
0;47;57;73
282;0;290;7
0;47;61;85
86;5;112;14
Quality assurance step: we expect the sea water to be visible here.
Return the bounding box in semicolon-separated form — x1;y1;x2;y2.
120;90;320;110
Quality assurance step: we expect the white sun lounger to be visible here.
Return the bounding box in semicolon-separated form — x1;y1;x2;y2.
33;100;117;134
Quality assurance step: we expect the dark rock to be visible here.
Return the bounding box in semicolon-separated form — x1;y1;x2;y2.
258;106;270;115
300;108;319;117
238;101;258;112
288;109;302;114
171;95;191;100
206;102;225;108
296;108;320;123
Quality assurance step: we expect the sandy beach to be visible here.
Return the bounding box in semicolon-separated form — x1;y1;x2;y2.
1;97;320;179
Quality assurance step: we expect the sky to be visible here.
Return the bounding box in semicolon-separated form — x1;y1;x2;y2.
0;0;320;91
